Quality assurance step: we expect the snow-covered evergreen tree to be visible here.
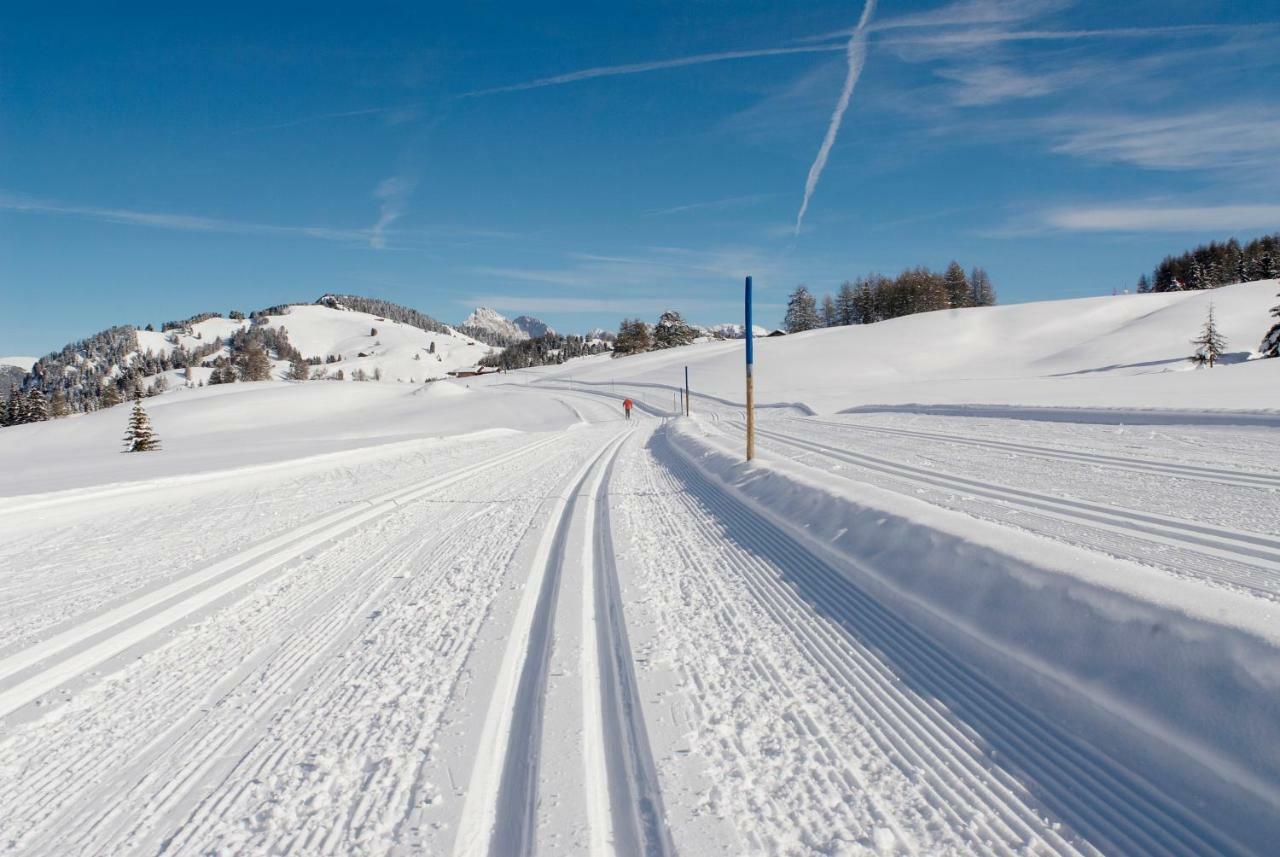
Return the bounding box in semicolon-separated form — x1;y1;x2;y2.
1190;302;1228;368
653;310;697;349
122;389;160;452
820;295;837;327
613;318;653;357
971;267;996;306
835;282;858;325
25;389;49;422
1258;288;1280;358
944;261;971;308
784;286;821;333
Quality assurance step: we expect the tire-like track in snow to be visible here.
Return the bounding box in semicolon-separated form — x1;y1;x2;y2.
799;417;1280;491
656;431;1252;856
0;432;564;721
751;425;1280;597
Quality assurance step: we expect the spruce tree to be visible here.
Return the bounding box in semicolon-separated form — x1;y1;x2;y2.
971;267;997;306
1190;302;1228;368
820;295;837;327
3;385;19;426
784;286;821;333
653;310;696;349
835;282;858;325
1258;289;1280;358
25;389;49;422
943;261;971;308
123;389;161;452
613;318;653;357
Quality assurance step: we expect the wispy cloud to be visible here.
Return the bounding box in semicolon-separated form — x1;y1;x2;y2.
1042;203;1280;232
234;106;411;134
794;0;878;236
369;176;417;249
0;192;374;244
457;44;846;98
1048;109;1280;172
644;193;775;217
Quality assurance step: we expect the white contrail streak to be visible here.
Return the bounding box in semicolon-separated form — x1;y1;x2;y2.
459;44;846;97
795;0;878;236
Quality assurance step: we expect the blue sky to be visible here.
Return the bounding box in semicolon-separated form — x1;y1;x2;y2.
2;0;1278;354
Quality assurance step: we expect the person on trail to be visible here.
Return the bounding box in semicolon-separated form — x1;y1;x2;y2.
623;397;633;420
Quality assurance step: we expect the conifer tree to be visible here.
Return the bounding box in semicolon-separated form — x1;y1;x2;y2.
820;295;838;327
123;389;161;452
1258;289;1280;358
3;384;19;426
971;267;997;306
238;344;271;381
288;354;311;381
25;389;49;422
653;310;696;349
613;318;653;357
835;282;858;325
1190;302;1228;368
784;286;821;333
943;261;971;308
50;389;69;418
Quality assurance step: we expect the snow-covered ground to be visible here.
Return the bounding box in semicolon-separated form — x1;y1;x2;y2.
517;279;1280;415
3;284;1279;855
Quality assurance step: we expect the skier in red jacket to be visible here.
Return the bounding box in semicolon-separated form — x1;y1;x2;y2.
623;397;633;420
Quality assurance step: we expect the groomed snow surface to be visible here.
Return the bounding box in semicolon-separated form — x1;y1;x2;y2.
3;282;1280;855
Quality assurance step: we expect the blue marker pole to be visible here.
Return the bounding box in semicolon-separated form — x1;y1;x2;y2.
745;275;755;461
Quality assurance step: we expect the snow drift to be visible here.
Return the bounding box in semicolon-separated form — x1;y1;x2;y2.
662;416;1280;850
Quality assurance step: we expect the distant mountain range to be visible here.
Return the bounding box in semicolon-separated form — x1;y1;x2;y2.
461;307;555;343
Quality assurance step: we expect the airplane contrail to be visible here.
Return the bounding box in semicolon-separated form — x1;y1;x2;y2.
459;44;846;97
795;0;878;236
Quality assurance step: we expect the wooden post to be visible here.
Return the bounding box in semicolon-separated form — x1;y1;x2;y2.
745;276;755;461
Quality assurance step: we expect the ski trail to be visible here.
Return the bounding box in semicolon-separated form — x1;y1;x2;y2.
794;0;877;235
590;432;676;857
798;416;1280;490
452;432;628;857
0;433;563;721
654;431;1250;855
750;424;1280;596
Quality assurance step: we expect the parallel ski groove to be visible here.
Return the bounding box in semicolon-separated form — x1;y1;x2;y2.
660;432;1250;857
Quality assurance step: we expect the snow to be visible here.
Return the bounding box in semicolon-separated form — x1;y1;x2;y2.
524;279;1280;416
0;356;36;371
462;306;554;341
4;281;1280;854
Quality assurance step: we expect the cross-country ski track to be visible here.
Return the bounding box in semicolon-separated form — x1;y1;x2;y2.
2;384;1278;855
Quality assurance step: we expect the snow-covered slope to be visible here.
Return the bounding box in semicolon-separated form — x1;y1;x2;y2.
523;280;1280;415
262;304;493;382
0;356;36;371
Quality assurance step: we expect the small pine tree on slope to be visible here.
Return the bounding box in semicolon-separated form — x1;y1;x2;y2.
1190;302;1228;368
123;390;161;452
784;286;821;333
1258;289;1280;358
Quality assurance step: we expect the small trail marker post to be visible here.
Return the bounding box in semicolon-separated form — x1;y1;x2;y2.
684;365;690;416
745;275;755;461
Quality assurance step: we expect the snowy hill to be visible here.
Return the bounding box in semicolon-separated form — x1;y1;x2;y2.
0;356;36;371
524;279;1280;415
461;307;554;342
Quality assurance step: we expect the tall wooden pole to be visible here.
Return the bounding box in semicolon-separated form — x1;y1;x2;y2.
745;275;755;461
